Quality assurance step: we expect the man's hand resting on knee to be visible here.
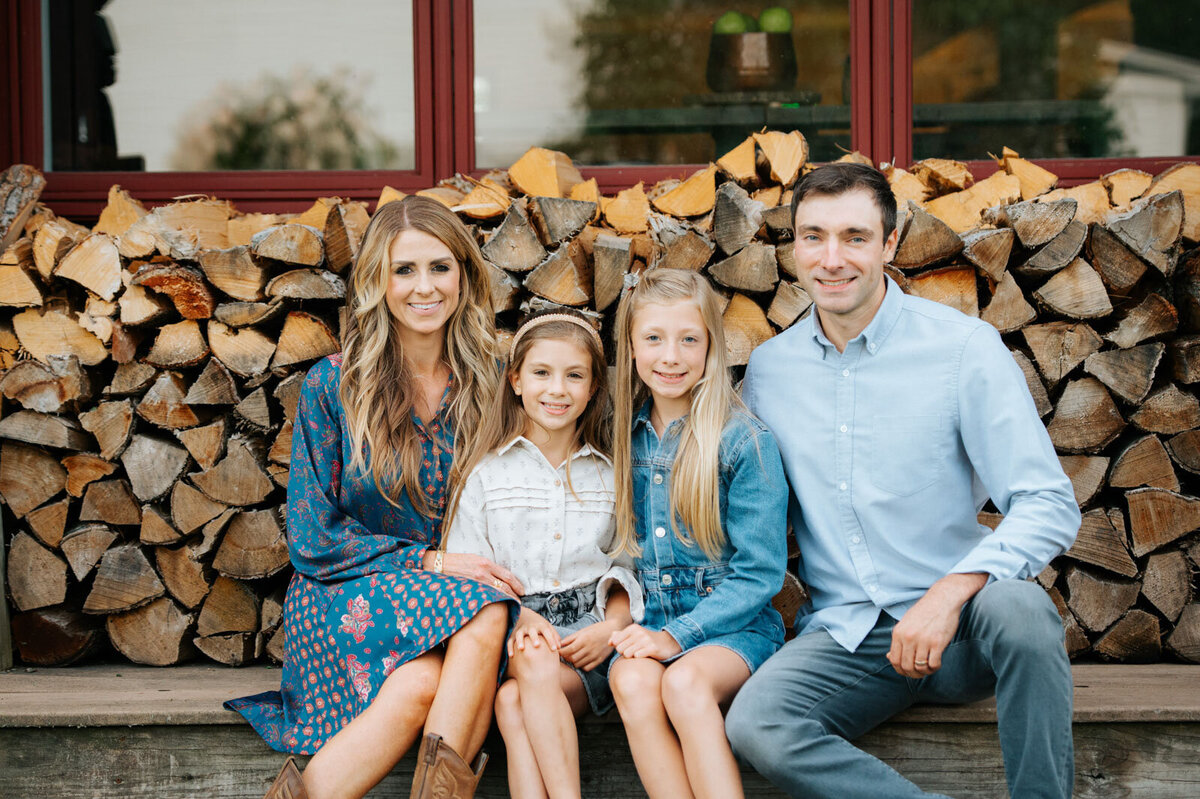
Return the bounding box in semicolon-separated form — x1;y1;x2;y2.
888;572;989;678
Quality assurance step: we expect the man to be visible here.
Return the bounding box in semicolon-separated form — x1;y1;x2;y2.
726;162;1080;799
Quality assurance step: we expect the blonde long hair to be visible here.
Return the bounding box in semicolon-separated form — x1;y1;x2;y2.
441;312;612;537
339;196;500;517
612;269;744;560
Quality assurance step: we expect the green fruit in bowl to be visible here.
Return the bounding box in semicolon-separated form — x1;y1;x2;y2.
713;10;748;34
759;6;793;33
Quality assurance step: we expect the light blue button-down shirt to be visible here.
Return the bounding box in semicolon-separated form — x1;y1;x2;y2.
744;278;1080;652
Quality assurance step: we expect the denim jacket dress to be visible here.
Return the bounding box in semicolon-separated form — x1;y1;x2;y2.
631;402;788;670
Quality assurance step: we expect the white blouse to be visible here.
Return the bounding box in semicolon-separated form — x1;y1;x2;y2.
445;437;644;622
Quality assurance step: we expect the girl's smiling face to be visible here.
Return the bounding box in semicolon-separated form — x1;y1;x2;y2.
510;337;595;445
630;300;709;421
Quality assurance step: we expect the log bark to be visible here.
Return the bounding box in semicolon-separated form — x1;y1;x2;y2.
144;320;210;369
713;182;765;256
7;532;68;611
1046;378;1125;453
10;607;102;666
197;246;269;302
1032;258;1113;319
250;224;324;267
709;242;778;294
1142;550;1191;622
892;202;962;270
213;509;289;580
270;312;339;371
106;597;197;666
482;200;547;272
1106;293;1177;349
1065;564;1139;633
79;479;141;526
1082;343;1164;405
131;262;215;319
1018;219;1087;277
1;164;47;253
208;321;276;377
121;434;190;502
78;400;134;460
0;410;90;450
191;436;275;506
60;523;118;580
155;542;214;611
1094;610;1161;662
1022;322;1103;385
981;272;1035;333
1066;508;1138;577
960;227;1014;283
1125;487;1200;556
1109;435;1179;491
83;544;166;614
137;372;202;430
0;441;66;516
265;268;345;301
1129;385;1200;434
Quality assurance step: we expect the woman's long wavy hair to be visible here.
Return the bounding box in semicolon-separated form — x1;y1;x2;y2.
441;312;611;538
339;195;500;518
612;269;743;560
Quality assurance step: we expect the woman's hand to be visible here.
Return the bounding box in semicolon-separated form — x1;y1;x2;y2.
561;619;621;671
609;624;682;661
422;550;524;597
508;608;560;656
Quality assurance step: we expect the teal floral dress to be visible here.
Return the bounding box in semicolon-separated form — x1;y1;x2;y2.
226;354;517;754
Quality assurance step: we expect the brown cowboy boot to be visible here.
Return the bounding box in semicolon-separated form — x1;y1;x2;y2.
408;732;488;799
262;757;308;799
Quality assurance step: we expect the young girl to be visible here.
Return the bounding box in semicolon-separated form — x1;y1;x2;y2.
609;268;789;799
442;311;644;799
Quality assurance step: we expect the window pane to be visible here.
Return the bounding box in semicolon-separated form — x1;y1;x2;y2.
473;1;852;169
45;0;415;172
912;0;1200;160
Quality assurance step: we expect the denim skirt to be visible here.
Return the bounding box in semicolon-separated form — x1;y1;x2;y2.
521;584;616;715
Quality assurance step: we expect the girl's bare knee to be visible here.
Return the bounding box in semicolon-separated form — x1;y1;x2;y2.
509;642;561;686
661;662;708;719
609;660;660;708
493;680;523;731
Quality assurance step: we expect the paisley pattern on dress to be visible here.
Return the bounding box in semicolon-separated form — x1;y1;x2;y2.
225;354;517;755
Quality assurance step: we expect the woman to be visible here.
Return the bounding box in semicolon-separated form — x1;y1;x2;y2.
227;196;521;799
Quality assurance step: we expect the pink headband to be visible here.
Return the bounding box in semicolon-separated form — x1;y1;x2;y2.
508;314;603;361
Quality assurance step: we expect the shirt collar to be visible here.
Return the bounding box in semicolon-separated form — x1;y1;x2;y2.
806;275;904;355
496;435;612;466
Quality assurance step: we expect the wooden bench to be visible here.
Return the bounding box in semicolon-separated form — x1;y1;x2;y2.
0;663;1197;798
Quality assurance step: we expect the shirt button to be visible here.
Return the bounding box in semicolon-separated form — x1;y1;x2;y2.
840;424;848;433
842;369;850;377
661;574;673;586
653;473;663;484
654;526;666;538
867;584;878;593
839;482;847;491
554;533;562;540
851;535;861;544
553;579;561;587
706;586;714;594
554;479;561;487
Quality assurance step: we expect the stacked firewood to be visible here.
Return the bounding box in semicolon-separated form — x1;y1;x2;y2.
0;133;1198;667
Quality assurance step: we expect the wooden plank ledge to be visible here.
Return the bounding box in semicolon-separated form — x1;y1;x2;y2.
1;662;1196;728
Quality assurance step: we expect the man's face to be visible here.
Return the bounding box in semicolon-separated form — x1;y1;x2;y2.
791;188;899;336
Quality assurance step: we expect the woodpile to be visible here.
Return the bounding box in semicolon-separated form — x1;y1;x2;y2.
1;141;1199;667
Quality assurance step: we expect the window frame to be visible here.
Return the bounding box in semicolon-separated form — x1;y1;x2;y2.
3;0;1198;218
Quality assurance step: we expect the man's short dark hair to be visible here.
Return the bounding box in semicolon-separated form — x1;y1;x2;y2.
790;162;898;239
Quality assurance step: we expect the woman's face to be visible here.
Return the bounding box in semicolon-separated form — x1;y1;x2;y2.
385;229;462;342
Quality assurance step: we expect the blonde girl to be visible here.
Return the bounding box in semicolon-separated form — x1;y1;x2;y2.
443;312;644;799
609;268;788;799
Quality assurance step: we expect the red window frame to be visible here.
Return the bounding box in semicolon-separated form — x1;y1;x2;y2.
4;0;1197;218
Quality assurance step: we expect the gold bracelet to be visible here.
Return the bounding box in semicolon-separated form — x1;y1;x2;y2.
431;550;444;573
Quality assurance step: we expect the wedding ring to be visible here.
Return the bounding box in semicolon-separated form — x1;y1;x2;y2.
492;578;504;590
914;659;928;666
